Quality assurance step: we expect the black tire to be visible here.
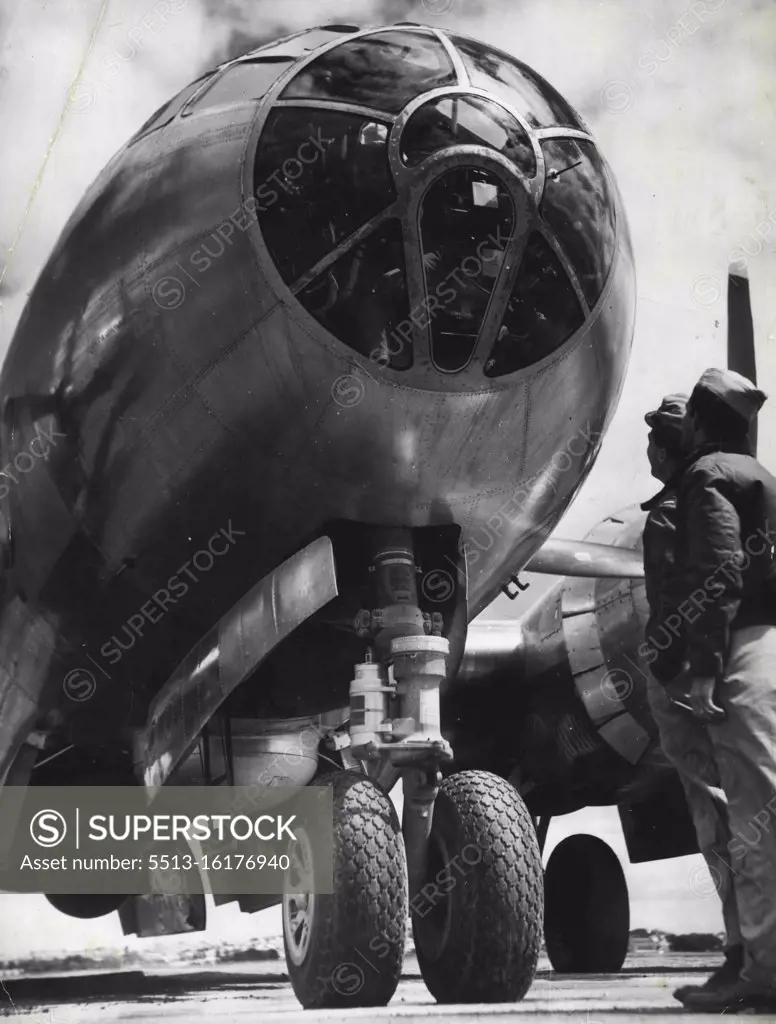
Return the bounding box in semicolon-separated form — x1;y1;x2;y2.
45;894;127;919
283;771;407;1009
412;770;544;1003
544;833;630;973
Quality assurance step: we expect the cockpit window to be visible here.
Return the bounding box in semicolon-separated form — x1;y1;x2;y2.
244;26;360;60
280;30;456;113
420;168;514;372
401;95;536;177
299;220;411;368
129;74;212;140
184;59;294;113
484;232;584;376
256;108;396;284
450;34;584;130
540;139;616;307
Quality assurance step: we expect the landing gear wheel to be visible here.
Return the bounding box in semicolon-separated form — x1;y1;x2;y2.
544;833;630;973
282;771;407;1008
45;894;127;919
412;770;544;1003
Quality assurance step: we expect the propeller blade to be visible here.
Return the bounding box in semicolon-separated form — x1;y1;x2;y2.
727;268;757;452
525;537;644;578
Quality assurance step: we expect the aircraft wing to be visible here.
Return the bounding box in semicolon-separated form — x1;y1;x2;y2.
525;537;644;578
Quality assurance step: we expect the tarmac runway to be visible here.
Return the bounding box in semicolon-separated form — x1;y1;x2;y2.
3;954;774;1022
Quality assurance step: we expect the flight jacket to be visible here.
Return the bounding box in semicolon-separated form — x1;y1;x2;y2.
672;443;776;680
641;475;686;684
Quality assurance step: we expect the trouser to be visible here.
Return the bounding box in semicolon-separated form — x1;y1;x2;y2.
647;674;742;950
706;625;776;986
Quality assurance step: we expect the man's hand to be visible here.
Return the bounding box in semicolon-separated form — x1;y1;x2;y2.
689;676;726;722
664;664;694;709
665;670;691;704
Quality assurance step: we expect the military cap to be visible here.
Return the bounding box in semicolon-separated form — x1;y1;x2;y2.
645;393;689;440
693;368;767;423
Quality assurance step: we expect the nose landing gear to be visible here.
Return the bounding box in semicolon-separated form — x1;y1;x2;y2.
282;530;544;1008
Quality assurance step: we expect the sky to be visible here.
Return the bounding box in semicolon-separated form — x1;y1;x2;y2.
2;0;776;957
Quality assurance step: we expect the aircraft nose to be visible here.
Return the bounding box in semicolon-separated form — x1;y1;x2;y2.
249;28;621;390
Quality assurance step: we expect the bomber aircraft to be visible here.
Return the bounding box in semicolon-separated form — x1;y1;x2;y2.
0;20;747;1010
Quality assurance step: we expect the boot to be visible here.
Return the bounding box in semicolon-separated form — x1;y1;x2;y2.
681;976;776;1013
673;945;744;1002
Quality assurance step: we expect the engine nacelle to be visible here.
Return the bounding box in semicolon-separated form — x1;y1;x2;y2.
557;506;655;767
447;505;668;815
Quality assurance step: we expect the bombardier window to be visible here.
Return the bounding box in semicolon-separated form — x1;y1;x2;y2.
299;220;411;369
256;108;396;284
540;138;616;308
451;34;583;130
484;232;584;377
280;30;456;113
185;59;294;113
420;168;514;372
401;95;536;177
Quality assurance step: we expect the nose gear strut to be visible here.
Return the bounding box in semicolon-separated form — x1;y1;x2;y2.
348;531;452;897
282;527;543;1010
